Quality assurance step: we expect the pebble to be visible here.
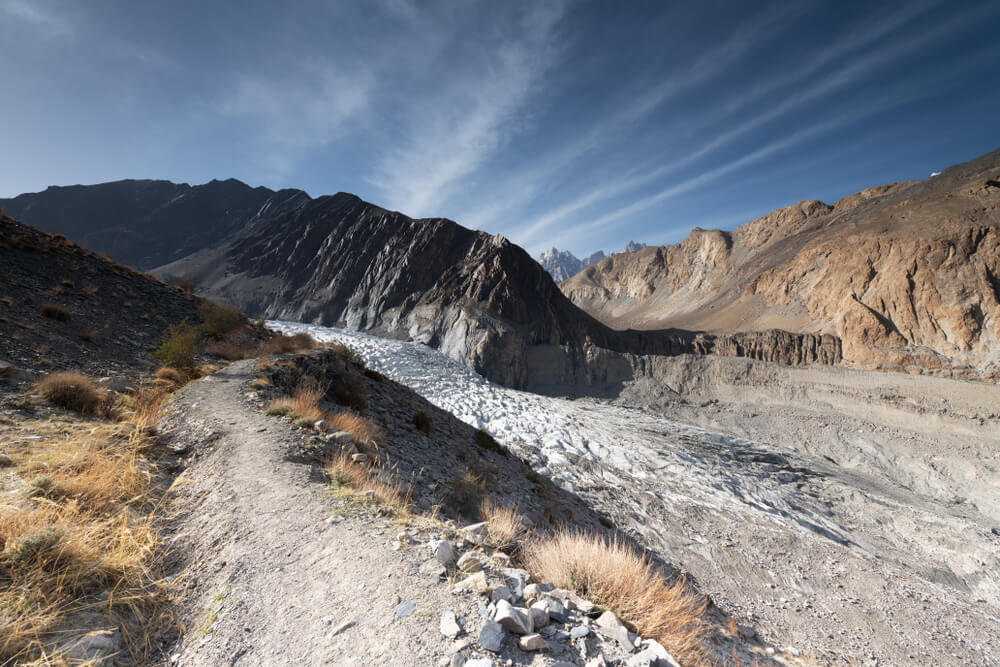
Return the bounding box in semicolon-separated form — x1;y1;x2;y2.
518;633;549;651
329;619;356;636
440;609;463;638
494;599;533;635
394;601;416;617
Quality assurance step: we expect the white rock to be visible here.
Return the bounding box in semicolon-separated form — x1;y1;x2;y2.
313;419;330;432
523;582;554;600
429;540;457;566
595;610;623;628
453;571;489;594
494;600;533;635
457;551;483;572
440;609;463;638
518;633;549;651
350;453;369;464
465;659;493;667
642;639;681;667
528;601;549;629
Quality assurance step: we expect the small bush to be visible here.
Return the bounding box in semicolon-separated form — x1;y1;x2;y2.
480;498;525;551
444;468;486;518
266;385;325;422
200;301;246;339
153;323;199;369
413;411;431;434
525;532;708;665
259;332;314;356
475;428;507;456
264;404;293;417
154;366;185;387
39;302;71;322
325;450;410;516
33;372;106;416
2;527;62;566
328;411;380;443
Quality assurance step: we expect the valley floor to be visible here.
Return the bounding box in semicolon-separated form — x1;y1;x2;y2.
270;321;1000;666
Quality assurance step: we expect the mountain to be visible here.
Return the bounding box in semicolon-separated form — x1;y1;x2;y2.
538;242;645;282
0;179;308;270
155;193;838;388
561;147;1000;381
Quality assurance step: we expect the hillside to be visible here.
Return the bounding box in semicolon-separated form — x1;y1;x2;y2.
561;147;1000;381
0;179;308;269
0;212;203;379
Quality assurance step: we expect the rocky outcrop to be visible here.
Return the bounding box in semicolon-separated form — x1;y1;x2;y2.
562;147;1000;381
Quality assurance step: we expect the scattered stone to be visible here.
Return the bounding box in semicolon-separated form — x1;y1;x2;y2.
394;600;416;618
329;619;356;636
453;571;489;594
538;595;567;624
465;659;493;667
524;582;554;600
313;419;330;432
569;625;590;639
491;552;511;567
585;658;608;667
429;540;457;566
450;654;467;667
457;551;483;572
477;620;505;652
737;624;756;640
640;639;681;667
351;453;369;465
626;652;657;667
502;567;531;599
0;455;12;467
440;609;463;638
329;431;353;445
494;600;533;635
596;624;634;652
490;585;512;603
519;633;549;651
448;638;473;654
595;610;623;628
528;601;549;629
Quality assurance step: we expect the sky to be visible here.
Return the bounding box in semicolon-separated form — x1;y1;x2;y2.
2;1;999;258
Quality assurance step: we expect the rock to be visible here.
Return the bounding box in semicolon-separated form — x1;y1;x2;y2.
330;619;356;636
539;594;567;624
737;624;756;640
490;585;512;603
477;620;505;652
596;624;635;652
518;633;549;651
0;455;13;467
494;600;533;635
595;610;623;628
627;652;657;667
569;625;590;639
313;419;330;432
440;609;463;638
450;654;467;667
550;588;594;613
462;521;488;538
491;552;511;567
350;453;369;465
528;601;549;629
453;571;489;594
394;600;416;617
457;551;483;572
329;431;353;445
524;582;554;600
429;540;457;566
465;659;493;667
502;567;531;599
640;639;681;667
585;658;608;667
449;638;473;654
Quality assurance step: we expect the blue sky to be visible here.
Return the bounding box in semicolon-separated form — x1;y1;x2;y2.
2;1;999;257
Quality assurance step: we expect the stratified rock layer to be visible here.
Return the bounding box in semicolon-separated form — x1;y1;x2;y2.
562;147;1000;381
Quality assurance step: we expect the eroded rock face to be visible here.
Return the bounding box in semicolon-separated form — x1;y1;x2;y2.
562;148;1000;381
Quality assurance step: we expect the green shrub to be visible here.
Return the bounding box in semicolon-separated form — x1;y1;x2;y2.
200;301;246;339
3;528;62;566
153;323;199;369
413;411;431;434
475;428;507;456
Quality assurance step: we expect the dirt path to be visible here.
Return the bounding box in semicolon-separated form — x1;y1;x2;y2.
160;360;458;666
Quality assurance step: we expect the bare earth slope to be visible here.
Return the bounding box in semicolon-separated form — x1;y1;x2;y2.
562;147;1000;381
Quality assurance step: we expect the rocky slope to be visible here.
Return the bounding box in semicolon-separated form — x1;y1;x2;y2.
0;179;308;269
0;212;202;380
561;147;1000;381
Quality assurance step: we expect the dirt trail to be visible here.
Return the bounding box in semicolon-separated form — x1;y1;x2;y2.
160;360;456;666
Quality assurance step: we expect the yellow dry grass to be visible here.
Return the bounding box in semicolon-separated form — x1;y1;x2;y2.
0;376;177;663
327;411;380;443
324;450;410;517
479;498;525;551
32;372;107;416
524;531;709;665
267;386;325;422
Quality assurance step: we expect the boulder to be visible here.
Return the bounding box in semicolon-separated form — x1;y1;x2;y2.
595;610;623;628
595;624;634;652
453;571;489;594
523;582;554;600
313;419;330;432
428;540;457;567
528;601;549;629
518;633;549;651
494;600;533;635
477;620;505;652
489;585;512;603
457;551;483;572
501;567;531;600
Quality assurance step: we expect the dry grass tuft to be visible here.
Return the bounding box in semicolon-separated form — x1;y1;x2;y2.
479;498;526;551
32;372;107;416
258;332;314;356
325;450;410;516
524;531;709;665
39;302;71;321
154;366;185;387
327;411;380;443
266;385;325;423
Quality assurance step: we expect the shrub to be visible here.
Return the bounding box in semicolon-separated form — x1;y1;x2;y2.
413;411;431;434
325;450;410;516
266;385;325;422
480;498;525;551
474;428;507;456
154;366;185;386
32;372;106;416
153;323;199;369
200;301;246;339
2;527;62;567
328;411;380;443
524;532;708;665
443;468;486;518
259;332;314;355
39;302;71;322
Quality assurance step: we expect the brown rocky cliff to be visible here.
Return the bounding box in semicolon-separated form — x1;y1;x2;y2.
561;148;1000;381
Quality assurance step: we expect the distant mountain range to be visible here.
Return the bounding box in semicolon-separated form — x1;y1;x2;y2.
3;147;997;384
538;241;646;282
